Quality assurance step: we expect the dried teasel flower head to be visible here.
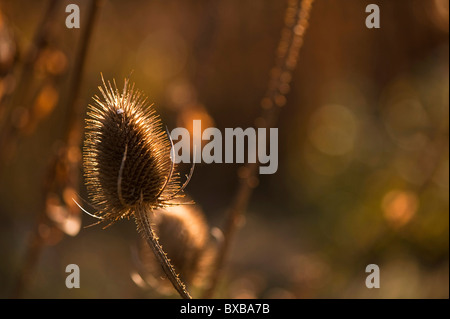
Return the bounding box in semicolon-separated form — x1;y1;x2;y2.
83;76;186;225
137;204;215;293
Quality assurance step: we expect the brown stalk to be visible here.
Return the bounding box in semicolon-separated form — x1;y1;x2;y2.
11;0;101;298
135;207;192;299
203;0;315;298
0;0;58;164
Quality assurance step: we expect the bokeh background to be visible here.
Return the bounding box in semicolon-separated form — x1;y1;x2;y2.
0;0;448;298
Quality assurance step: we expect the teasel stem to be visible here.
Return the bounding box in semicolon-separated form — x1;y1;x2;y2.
0;0;58;165
64;0;103;146
203;0;315;298
11;0;101;298
8;0;59;298
135;206;192;299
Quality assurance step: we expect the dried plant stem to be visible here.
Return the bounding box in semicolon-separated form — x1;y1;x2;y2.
203;0;315;298
8;0;58;296
62;0;101;197
0;0;58;164
64;0;102;146
135;207;192;299
11;0;101;298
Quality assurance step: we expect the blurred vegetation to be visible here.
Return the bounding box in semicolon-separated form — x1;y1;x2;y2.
0;0;448;298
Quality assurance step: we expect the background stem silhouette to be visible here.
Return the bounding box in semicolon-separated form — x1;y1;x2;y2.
0;0;58;165
203;0;315;298
11;0;101;298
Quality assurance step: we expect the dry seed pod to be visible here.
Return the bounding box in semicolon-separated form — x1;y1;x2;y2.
83;76;193;299
83;76;183;224
138;204;215;293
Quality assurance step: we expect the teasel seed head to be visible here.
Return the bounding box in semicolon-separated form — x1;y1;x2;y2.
138;204;215;292
83;76;182;224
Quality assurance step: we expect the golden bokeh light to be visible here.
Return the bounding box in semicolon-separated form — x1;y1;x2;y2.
382;189;419;229
307;104;358;156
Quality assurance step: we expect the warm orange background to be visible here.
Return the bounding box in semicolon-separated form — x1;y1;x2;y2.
0;0;448;298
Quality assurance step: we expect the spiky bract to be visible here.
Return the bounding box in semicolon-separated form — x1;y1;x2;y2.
83;77;180;224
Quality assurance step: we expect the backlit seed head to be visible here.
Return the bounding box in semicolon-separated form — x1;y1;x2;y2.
83;76;182;223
